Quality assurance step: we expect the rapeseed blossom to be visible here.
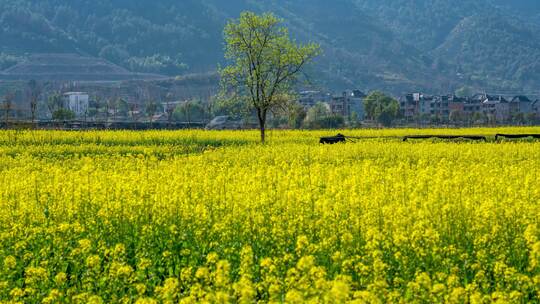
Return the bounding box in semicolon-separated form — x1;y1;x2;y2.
0;128;539;302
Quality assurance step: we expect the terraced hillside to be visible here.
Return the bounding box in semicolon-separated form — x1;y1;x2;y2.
0;53;165;81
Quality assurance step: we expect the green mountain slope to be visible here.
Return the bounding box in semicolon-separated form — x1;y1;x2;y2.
354;0;540;91
434;14;540;90
0;0;539;92
246;0;440;90
491;0;540;23
355;0;494;50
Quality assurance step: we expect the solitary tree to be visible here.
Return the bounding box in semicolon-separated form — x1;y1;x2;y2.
2;93;14;126
145;99;158;126
128;102;139;122
164;93;176;126
92;95;103;122
182;101;192;126
220;12;320;143
104;99;111;124
117;98;129;118
108;98;119;122
47;92;63;119
28;80;41;124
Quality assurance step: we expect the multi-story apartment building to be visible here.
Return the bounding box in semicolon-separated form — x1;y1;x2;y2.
400;92;538;123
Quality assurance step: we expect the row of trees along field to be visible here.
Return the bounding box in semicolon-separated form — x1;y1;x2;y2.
1;87;400;127
0;85;215;125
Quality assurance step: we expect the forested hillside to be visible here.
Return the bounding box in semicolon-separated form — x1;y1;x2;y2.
492;0;540;22
1;0;539;92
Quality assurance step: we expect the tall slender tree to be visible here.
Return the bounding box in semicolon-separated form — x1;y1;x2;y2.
164;92;175;127
145;99;158;126
220;12;320;143
28;80;41;124
2;92;14;127
47;92;63;120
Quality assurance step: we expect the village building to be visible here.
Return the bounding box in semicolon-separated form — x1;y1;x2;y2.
298;91;331;110
63;92;89;117
418;95;435;116
399;93;420;118
327;90;366;119
431;95;451;117
463;99;482;116
344;90;366;120
448;96;466;115
510;96;534;114
399;92;538;123
297;89;366;121
482;95;509;122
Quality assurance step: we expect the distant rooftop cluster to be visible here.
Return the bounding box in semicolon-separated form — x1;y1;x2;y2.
298;89;540;125
299;90;367;121
400;93;540;123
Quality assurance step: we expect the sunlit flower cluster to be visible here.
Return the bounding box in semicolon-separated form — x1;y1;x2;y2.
0;128;539;303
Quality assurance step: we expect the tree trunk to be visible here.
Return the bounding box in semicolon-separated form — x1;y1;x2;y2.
260;126;265;144
257;109;267;144
31;101;37;125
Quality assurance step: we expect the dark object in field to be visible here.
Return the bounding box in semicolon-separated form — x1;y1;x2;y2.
320;134;347;144
495;134;540;141
403;135;487;142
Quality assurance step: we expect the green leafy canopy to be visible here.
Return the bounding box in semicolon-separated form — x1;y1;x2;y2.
219;11;320;142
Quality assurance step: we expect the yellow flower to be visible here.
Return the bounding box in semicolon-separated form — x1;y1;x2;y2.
206;252;219;265
86;255;101;269
42;289;63;304
448;287;467;304
135;283;147;295
195;267;210;281
4;255;16;269
432;283;446;295
285;289;304;304
55;272;68;285
155;278;179;302
180;267;193;283
1;128;540;299
215;260;231;287
135;298;158;304
113;243;126;257
326;279;351;302
78;238;92;252
9;287;25;299
88;295;104;304
296;235;310;255
137;258;152;271
24;266;48;285
110;262;133;280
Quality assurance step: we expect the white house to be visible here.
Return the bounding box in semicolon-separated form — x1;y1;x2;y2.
161;101;186;114
63;92;89;117
345;90;366;121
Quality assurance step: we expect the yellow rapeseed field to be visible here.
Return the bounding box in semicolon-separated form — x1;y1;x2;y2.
0;128;540;303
